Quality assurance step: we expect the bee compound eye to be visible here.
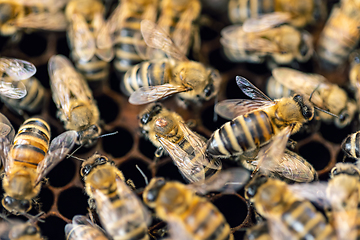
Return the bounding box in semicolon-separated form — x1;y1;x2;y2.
81;165;92;176
3;196;14;206
20;200;30;211
99;157;107;163
26;226;37;235
204;84;214;97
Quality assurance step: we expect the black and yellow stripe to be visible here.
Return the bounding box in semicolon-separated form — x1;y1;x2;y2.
10;118;50;169
341;131;360;159
281;201;337;239
244;221;270;240
1;77;45;114
228;0;274;24
207;111;273;157
121;59;171;96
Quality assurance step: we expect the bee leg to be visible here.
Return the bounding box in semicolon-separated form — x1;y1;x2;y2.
286;139;297;150
88;198;96;210
126;179;136;190
186;119;197;128
87;207;95;224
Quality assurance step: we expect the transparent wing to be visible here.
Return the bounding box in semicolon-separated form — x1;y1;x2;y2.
70;14;96;62
268;218;297;240
13;0;69;12
141;20;188;61
92;13;114;62
215;99;275;119
236;76;272;100
0;113;15;174
0;58;36;80
0;78;27;99
35;130;78;185
128;84;190;105
287;182;330;208
158;137;206;183
48;55;94;118
243;12;292;33
12;12;67;31
172;8;196;56
167;218;195;240
189;168;250;194
272;67;329;108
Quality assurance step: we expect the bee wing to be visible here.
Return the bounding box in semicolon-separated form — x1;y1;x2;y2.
267;218;297;240
272;67;329;108
178;122;222;171
0;221;11;240
129;84;190;105
287;182;331;208
158;137;206;183
189;168;250;195
0;113;15;173
236;76;273;101
35;130;78;186
12;12;67;31
141;20;188;62
70;14;96;62
0;58;36;80
167;218;196;240
92;13;114;62
0;78;27;99
172;8;196;56
48;55;94;118
65;215;107;239
243;12;292;33
215;99;276;119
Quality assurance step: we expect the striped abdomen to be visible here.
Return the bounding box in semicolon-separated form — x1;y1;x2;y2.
206;111;273;157
181;198;233;240
114;15;147;73
341;131;360;159
74;55;110;88
66;224;109;240
281;201;336;239
121;59;171;96
97;186;149;240
244;221;271;240
1;77;45;114
10;118;50;169
228;0;274;24
317;6;360;68
266;77;294;100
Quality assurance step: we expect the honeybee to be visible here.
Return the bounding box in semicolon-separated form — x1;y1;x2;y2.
142;168;250;240
156;0;201;57
0;216;44;240
349;49;360;103
48;54;101;147
271;67;357;128
244;221;271;240
125;20;221;107
228;0;326;27
96;0;158;75
245;176;337;239
65;215;109;240
87;157;151;240
0;0;68;36
65;0;114;89
220;14;314;65
138;103;222;183
342;131;360;160
317;1;360;69
0;113;77;214
207;76;315;159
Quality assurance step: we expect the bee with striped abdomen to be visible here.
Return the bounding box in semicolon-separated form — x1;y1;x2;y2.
138;103;221;183
207;76;316;159
125;20;221;107
48;55;101;147
271;67;357;128
143;168;250;240
317;0;360;69
65;0;114;90
65;215;109;240
341;131;360;160
245;175;337;240
221;13;314;65
228;0;326;27
96;0;158;76
0;113;77;214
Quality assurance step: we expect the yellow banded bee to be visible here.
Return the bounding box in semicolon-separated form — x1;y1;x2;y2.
317;1;360;69
220;13;314;65
228;0;326;28
0;215;44;240
65;215;109;240
271;67;357;128
48;54;101;147
245;176;337;240
0;113;77;214
156;0;201;58
125;20;221;107
143;169;250;240
207;76;315;159
138;103;222;183
65;0;114;89
96;0;158;75
0;0;68;36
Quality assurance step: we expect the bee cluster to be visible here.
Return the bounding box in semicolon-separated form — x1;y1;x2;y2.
0;0;359;239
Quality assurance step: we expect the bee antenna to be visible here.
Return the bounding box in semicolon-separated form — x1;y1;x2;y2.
0;213;10;222
66;143;85;159
135;165;148;186
21;212;45;223
313;106;339;118
67;154;86;161
309;84;321;103
213;96;218;122
96;131;119;139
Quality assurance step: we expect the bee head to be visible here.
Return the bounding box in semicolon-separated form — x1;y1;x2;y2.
292;94;314;121
2;196;31;214
330;163;360;178
139;103;163;126
78;124;101;147
9;223;38;239
143;177;166;208
81;154;113;177
244;174;268;201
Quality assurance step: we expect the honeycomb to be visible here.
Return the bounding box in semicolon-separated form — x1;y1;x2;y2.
0;0;356;239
